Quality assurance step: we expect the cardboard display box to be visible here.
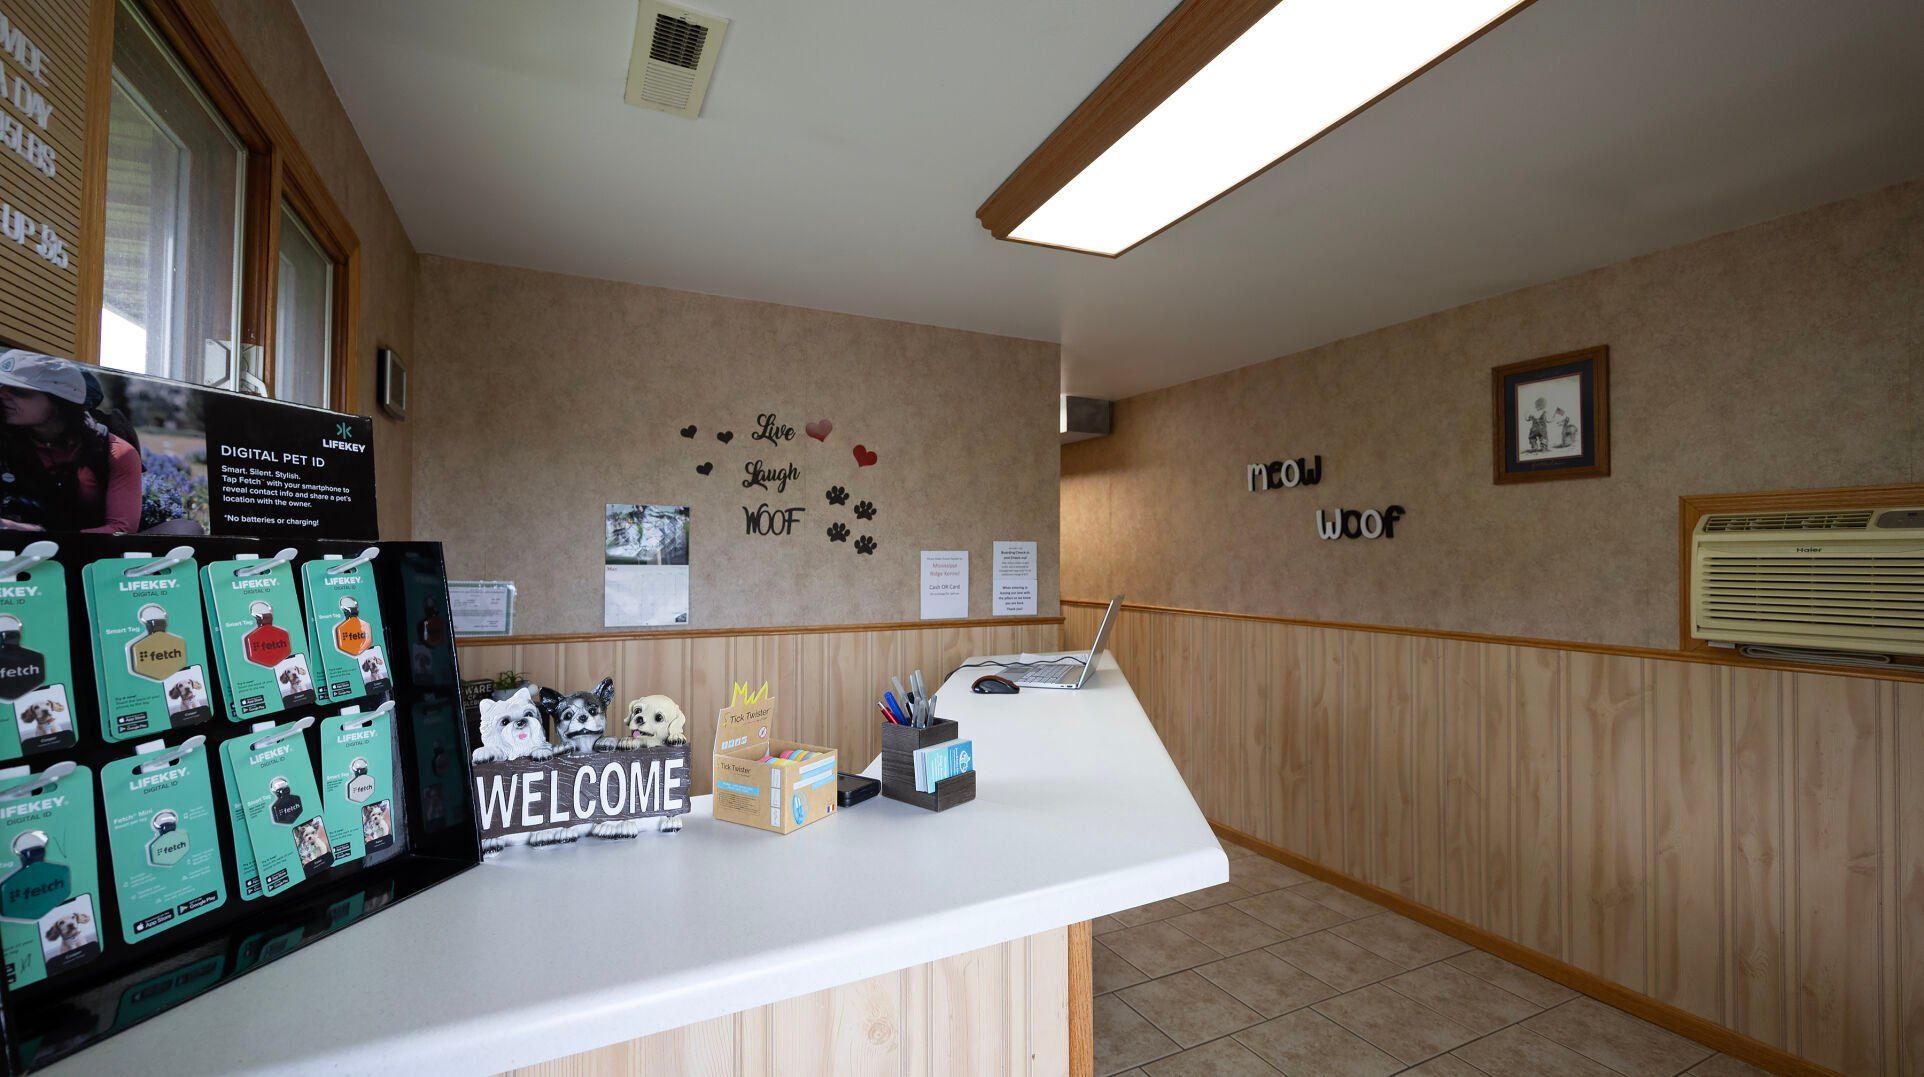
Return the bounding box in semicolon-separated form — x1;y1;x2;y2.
711;698;838;833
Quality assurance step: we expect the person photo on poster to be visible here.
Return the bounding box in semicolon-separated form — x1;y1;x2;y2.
0;351;145;534
604;504;690;627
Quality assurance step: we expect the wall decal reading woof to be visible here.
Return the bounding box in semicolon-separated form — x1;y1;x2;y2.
744;504;806;536
1248;456;1323;491
1316;506;1405;540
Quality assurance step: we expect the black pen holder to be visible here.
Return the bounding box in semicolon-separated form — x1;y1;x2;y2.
880;718;976;812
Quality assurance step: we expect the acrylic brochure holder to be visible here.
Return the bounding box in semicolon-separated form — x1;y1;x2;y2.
0;534;478;1076
879;718;975;812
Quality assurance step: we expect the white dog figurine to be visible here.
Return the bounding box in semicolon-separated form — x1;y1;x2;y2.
616;694;689;834
472;687;571;855
621;694;689;748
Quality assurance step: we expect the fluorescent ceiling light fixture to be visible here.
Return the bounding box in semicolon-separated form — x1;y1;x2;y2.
1003;0;1531;256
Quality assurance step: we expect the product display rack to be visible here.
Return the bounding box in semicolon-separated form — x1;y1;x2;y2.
0;534;479;1075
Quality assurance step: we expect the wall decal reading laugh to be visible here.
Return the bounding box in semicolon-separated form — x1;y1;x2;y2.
1316;506;1406;540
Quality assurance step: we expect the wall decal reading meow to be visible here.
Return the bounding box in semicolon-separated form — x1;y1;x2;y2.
1316;506;1405;540
1248;456;1323;491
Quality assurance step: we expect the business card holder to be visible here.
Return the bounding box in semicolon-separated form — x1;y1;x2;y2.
879;718;975;812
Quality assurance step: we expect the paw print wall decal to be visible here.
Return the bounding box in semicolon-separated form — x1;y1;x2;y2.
852;500;876;521
827;522;849;543
854;535;877;555
825;486;849;506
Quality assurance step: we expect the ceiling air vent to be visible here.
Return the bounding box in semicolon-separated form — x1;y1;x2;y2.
624;2;729;119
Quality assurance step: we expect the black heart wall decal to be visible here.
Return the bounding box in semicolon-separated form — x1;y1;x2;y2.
695;462;713;475
716;431;734;444
680;425;697;438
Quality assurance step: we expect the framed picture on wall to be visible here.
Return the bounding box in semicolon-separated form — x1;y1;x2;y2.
1491;345;1610;484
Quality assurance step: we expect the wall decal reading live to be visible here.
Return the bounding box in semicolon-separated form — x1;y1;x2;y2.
742;460;800;494
805;419;833;441
695;462;713;476
853;500;876;521
1247;456;1323;491
753;414;795;444
854;536;877;555
852;444;878;468
716;431;733;444
744;504;806;536
827;522;849;543
679;425;697;438
1316;506;1405;540
825;485;849;506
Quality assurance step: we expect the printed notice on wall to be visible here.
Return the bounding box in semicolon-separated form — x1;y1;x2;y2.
992;540;1037;616
920;551;968;620
449;581;516;637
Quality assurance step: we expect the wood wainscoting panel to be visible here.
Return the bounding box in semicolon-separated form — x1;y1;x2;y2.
1063;599;1921;1075
506;926;1073;1077
459;620;1061;796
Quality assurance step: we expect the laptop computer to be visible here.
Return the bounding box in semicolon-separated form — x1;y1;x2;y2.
997;595;1122;690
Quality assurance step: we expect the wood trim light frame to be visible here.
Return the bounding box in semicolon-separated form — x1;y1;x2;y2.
975;0;1538;257
1677;483;1924;660
82;0;359;407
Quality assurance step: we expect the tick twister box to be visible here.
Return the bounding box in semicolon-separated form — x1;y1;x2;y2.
711;697;838;834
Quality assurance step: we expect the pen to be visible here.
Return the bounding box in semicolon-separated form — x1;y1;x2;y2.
877;700;900;725
883;691;908;723
892;675;911;706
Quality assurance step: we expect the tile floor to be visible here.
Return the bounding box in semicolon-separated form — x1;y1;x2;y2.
1093;842;1771;1077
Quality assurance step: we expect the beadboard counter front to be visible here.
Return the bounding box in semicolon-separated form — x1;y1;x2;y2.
52;653;1222;1076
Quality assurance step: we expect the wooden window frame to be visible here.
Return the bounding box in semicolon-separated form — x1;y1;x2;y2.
80;0;359;410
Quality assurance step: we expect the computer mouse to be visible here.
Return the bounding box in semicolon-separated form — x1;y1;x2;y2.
971;674;1018;694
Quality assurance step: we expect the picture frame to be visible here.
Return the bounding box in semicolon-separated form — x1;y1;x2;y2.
377;347;408;420
1491;345;1609;484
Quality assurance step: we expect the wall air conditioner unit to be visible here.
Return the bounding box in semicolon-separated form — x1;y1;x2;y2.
625;2;729;119
1689;506;1924;657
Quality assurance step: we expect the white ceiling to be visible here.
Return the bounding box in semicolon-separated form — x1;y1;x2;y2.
295;0;1924;401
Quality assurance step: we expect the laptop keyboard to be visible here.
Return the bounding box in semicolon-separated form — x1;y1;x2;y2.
1014;662;1076;685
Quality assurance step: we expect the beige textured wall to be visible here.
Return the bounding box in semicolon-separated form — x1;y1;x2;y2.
210;0;419;537
413;256;1060;635
1062;179;1924;650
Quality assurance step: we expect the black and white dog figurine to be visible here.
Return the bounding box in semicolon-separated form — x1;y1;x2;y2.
539;677;619;755
538;677;646;841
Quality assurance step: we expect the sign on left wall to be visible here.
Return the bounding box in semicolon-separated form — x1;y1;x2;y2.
0;363;378;539
0;0;92;358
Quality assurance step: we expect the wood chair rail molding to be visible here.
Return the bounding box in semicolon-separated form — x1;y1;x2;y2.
1061;597;1924;684
974;0;1538;255
1211;824;1840;1077
1678;482;1924;655
452;614;1066;649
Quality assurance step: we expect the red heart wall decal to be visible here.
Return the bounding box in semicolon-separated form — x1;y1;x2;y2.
805;419;833;441
853;444;878;468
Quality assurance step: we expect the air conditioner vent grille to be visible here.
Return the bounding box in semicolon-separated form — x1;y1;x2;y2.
1703;510;1875;532
649;14;707;69
1699;554;1924;633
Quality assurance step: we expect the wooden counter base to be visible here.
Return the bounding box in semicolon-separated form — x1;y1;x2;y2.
504;925;1081;1077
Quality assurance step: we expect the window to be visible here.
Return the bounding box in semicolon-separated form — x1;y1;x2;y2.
274;204;333;407
99;0;246;389
90;0;357;410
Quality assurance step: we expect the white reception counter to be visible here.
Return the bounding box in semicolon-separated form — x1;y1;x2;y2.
52;653;1224;1075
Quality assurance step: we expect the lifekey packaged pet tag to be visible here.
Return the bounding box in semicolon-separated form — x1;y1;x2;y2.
0;762;102;987
101;736;227;944
319;704;396;866
203;550;317;720
0;543;76;759
222;717;331;897
84;549;215;743
301;551;389;704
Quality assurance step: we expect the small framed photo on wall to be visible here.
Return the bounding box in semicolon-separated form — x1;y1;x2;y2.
1491;345;1609;484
